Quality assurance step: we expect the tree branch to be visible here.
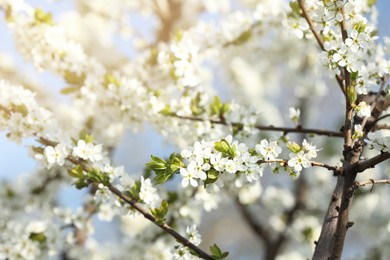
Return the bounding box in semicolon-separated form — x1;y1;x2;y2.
258;159;342;174
108;184;213;260
355;152;390;173
297;0;345;94
172;114;343;137
354;179;390;189
37;137;213;259
235;198;271;242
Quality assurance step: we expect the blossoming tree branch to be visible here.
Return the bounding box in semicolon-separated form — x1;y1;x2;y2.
0;0;390;259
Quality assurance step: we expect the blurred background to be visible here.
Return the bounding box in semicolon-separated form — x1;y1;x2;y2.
1;0;390;259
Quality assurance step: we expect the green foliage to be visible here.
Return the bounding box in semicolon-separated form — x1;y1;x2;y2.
146;153;184;184
34;8;53;25
160;105;174;116
367;0;377;7
151;200;169;224
87;167;110;185
68;164;84;179
68;164;109;189
167;191;178;204
214;139;236;158
209;96;229;118
287;141;301;153
129;180;141;199
229;30;252;46
29;232;47;244
302;227;314;242
78;130;94;143
103;73;121;88
10;103;28;117
210;244;229;259
191;93;206;116
353;21;367;33
60;86;80;95
63;71;86;85
204;169;220;187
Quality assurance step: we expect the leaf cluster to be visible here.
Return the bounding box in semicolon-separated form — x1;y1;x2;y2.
145;153;184;184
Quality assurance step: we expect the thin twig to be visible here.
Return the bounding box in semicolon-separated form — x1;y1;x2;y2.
353;152;390;173
108;184;213;260
37;137;213;259
172;114;343;137
258;159;342;174
371;113;390;127
297;0;345;94
374;124;390;130
354;179;390;188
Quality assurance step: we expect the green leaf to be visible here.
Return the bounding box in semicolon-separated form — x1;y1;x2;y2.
214;139;236;158
129;181;141;199
73;179;89;190
207;169;219;180
34;8;53;25
230;30;252;46
167;191;178;204
190;93;206;116
160;105;174;116
214;140;230;154
87;167;109;185
153;172;173;185
68;164;84;178
210;96;223;116
204;169;219;187
147;154;183;185
31;146;44;154
221;103;229;114
151;200;169;223
232;123;244;136
289;1;301;17
11;103;28;117
60;86;80;95
63;71;86;85
287;141;301;153
350;71;359;81
103;73;121;88
367;0;377;7
29;232;47;244
146;156;167;171
210;244;229;259
78;130;94;143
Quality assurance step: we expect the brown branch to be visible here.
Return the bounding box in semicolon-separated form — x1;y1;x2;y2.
152;0;183;43
258;159;341;174
355;152;390;173
172;114;343;137
37;137;213;259
355;179;390;188
297;0;324;50
371;113;390;127
235;199;271;242
297;0;345;94
271;176;308;260
375;124;390;130
108;184;213;260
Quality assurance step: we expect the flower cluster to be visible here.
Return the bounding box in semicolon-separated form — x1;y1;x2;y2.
289;0;384;95
287;139;320;175
354;101;371;118
177;136;320;191
0;80;56;143
179;136;264;190
366;131;390;152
